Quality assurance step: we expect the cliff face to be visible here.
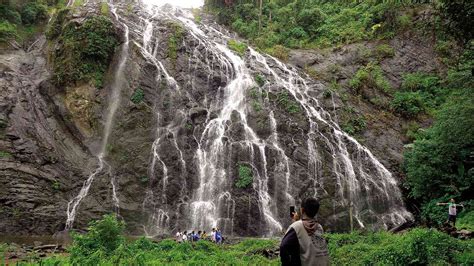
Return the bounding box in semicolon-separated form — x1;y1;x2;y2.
0;1;444;236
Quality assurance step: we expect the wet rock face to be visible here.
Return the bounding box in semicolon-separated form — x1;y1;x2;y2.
0;39;94;234
1;1;413;236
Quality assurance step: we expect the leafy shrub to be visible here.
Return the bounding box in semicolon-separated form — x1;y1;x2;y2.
46;8;69;40
0;20;17;42
254;74;265;87
228;39;247;56
0;5;21;24
265;44;290;62
167;22;184;67
374;43;395;59
401;72;440;92
51;15;118;88
391;91;425;117
236;164;253;188
51;180;60;191
131;88;145;104
349;63;392;93
342;116;366;136
457;210;474;231
327;229;472;265
20;2;48;25
404;87;474;203
276;91;300;114
69;214;125;264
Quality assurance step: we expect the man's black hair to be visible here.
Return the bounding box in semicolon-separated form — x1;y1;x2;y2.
301;198;320;218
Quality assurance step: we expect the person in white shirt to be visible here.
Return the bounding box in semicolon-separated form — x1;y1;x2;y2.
210;228;216;242
437;198;464;227
182;230;188;242
176;230;182;243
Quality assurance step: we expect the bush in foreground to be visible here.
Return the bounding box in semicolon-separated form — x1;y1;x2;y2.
7;215;473;265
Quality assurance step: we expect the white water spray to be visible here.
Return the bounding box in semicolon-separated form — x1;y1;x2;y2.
65;2;130;230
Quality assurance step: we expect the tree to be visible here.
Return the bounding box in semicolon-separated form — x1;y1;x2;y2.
437;0;474;44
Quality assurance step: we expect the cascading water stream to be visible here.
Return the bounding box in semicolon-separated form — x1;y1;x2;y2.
65;0;411;234
248;48;411;227
65;1;130;230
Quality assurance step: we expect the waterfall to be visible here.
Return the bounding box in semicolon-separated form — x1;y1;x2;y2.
65;1;130;230
65;0;412;234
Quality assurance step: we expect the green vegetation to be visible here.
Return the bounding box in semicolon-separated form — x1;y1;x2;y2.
349;62;391;93
0;20;16;41
51;180;60;191
20;2;48;25
457;210;474;231
265;44;289;61
131;88;145;104
5;215;473;265
328;228;473;265
404;86;474;202
100;1;109;16
50;15;118;88
236;164;253;188
205;1;417;50
374;43;395;59
167;22;184;69
254;74;265;87
227;39;247;56
139;176;149;183
0;151;12;158
0;0;51;43
402;48;474;225
276;91;300;114
391;91;425;118
249;87;265;112
341;107;366;136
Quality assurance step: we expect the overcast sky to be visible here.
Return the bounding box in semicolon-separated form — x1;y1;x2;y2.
143;0;204;8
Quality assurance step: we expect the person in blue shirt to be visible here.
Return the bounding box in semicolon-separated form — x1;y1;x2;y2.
215;228;222;244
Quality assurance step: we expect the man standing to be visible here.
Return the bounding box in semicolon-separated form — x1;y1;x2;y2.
280;198;329;266
437;198;464;227
175;230;182;243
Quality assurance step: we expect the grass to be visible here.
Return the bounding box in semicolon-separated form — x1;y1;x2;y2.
3;229;473;265
457;210;474;231
227;39;247;57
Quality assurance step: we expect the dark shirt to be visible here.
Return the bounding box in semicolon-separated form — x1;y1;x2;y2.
280;228;301;266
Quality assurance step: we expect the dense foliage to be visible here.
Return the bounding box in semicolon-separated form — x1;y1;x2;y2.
236;164;253;188
204;0;418;55
437;0;474;44
327;229;473;265
3;215;472;265
349;62;392;93
403;48;474;224
0;0;53;43
49;15;118;88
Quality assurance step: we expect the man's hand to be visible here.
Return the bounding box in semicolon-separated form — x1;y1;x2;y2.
291;211;300;222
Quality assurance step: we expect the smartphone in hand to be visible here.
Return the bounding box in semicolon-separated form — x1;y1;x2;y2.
290;206;295;218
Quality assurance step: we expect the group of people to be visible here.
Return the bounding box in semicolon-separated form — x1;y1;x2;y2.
170;197;463;266
175;228;223;244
